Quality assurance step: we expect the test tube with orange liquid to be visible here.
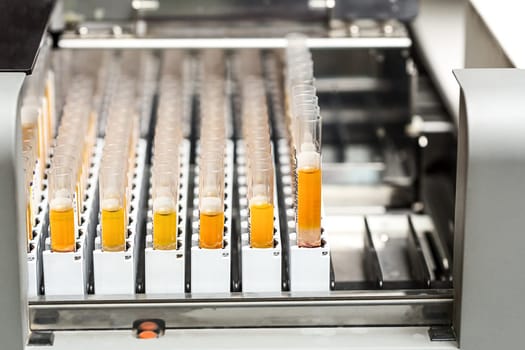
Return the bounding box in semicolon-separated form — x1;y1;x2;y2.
295;115;322;248
151;62;187;250
238;73;275;249
49;167;77;252
100;165;127;252
152;158;179;250
248;157;274;249
98;78;138;252
199;153;225;249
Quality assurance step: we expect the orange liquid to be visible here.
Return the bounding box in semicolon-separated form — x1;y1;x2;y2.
297;167;322;247
199;211;224;249
50;207;76;252
153;210;178;250
101;207;126;251
250;202;274;248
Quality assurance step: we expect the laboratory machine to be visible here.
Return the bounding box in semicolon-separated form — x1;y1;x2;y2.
0;0;523;349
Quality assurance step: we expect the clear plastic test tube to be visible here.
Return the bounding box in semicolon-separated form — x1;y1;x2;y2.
100;164;127;252
54;142;84;226
49;166;76;252
23;155;33;247
292;99;320;151
21;104;43;177
152;162;179;250
199;152;225;249
248;153;274;248
295;112;322;247
23;127;39;214
22;134;37;246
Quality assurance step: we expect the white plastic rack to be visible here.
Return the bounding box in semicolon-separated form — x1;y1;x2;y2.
27;181;47;297
145;139;191;294
191;140;234;293
237;141;282;293
277;139;331;292
93;139;147;295
42;139;103;296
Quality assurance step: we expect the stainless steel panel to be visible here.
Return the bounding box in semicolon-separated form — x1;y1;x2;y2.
29;289;453;330
367;215;412;282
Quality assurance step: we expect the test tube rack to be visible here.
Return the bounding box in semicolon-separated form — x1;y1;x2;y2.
190;140;234;293
93;139;147;295
27;180;47;297
145;139;191;294
277;139;331;292
237;141;282;293
42;139;103;296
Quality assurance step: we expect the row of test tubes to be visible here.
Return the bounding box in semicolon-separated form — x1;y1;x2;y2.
237;51;275;249
150;51;192;251
198;51;227;249
21;46;56;249
48;77;97;252
285;34;323;248
98;77;140;252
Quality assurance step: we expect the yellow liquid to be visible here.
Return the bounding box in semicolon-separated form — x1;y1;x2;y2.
297;167;322;247
250;202;274;248
101;207;126;252
50;207;76;252
153;210;178;250
199;211;224;249
26;202;32;245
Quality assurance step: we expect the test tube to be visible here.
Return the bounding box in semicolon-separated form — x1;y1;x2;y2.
296;114;322;248
100;165;126;252
22;133;37;246
23;155;32;246
49;167;76;252
152;162;179;250
21;103;44;175
248;154;274;248
199;153;225;249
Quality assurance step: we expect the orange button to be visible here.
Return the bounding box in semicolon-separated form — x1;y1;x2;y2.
138;330;158;339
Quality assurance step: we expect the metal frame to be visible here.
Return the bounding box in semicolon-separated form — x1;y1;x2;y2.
454;69;525;350
0;73;28;350
28;327;457;350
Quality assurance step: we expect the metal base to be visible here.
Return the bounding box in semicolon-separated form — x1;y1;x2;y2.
26;327;457;350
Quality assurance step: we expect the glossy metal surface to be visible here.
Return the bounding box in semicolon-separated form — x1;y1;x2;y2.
30;289;453;330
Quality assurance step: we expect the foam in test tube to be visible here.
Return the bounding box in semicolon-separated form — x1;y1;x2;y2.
296;115;322;248
49;167;77;252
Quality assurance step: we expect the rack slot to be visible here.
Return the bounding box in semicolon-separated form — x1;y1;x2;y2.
145;140;191;294
93;139;147;295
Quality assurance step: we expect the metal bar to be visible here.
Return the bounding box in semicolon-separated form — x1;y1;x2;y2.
29;289;452;330
57;37;412;50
